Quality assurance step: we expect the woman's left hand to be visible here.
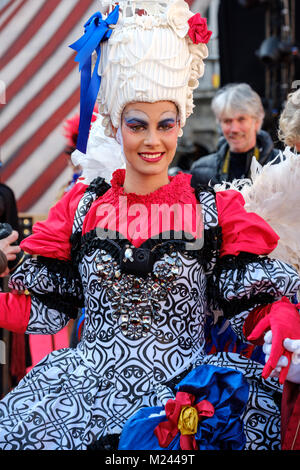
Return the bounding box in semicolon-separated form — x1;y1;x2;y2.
247;297;300;383
263;330;300;384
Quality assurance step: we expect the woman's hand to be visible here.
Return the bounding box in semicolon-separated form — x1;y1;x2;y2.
247;297;300;383
263;330;300;384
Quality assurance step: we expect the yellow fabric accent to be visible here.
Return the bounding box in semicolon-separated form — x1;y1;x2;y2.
222;146;260;174
177;406;198;435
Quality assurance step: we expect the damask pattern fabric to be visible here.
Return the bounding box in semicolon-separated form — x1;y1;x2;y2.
26;297;69;335
217;258;299;303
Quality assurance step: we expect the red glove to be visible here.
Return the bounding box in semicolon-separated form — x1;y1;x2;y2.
247;297;300;384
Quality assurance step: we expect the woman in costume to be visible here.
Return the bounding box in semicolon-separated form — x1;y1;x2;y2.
278;87;300;152
258;87;300;450
0;0;299;451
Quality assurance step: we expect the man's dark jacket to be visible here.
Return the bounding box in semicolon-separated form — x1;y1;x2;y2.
190;130;280;187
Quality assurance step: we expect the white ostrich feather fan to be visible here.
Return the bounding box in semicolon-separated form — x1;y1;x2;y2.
214;147;300;274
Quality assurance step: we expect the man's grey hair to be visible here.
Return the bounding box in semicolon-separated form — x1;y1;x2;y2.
211;83;265;129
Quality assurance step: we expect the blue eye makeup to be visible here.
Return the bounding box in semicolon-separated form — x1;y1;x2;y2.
123;116;177;132
124;118;148;126
123;117;148;131
158;118;177;129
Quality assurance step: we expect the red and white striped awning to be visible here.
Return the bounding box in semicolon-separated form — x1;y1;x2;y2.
0;0;99;215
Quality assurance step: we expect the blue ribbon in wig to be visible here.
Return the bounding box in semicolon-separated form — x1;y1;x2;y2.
69;7;120;153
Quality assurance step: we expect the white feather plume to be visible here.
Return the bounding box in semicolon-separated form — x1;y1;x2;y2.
71;113;126;185
214;147;300;274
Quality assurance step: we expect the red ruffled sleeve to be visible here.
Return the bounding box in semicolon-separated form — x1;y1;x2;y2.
20;182;87;261
216;190;279;257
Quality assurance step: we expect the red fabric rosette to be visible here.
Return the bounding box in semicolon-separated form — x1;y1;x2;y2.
154;391;214;450
188;13;212;44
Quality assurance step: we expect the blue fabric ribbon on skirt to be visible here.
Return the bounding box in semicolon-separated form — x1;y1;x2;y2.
69;7;119;154
204;316;266;365
118;364;249;450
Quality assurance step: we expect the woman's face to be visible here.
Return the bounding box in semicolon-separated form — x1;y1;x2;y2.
120;101;180;178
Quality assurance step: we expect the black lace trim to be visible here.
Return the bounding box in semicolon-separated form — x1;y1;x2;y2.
70;231;82;260
72;229;195;267
71;229;126;264
70;177;111;259
31;292;83;319
217;292;275;319
84;176;111;196
195;183;217;196
207;252;275;318
35;256;83;293
35;255;79;278
215;252;270;271
71;226;222;269
195;185;223;268
203;225;222;266
30;256;84;318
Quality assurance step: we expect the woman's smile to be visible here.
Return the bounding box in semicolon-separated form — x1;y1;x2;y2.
138;152;165;162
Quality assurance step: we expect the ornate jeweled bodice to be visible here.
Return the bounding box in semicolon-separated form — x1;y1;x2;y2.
77;242;207;396
94;247;184;339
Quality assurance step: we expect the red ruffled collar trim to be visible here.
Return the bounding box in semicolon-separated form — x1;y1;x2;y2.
110;169;195;206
